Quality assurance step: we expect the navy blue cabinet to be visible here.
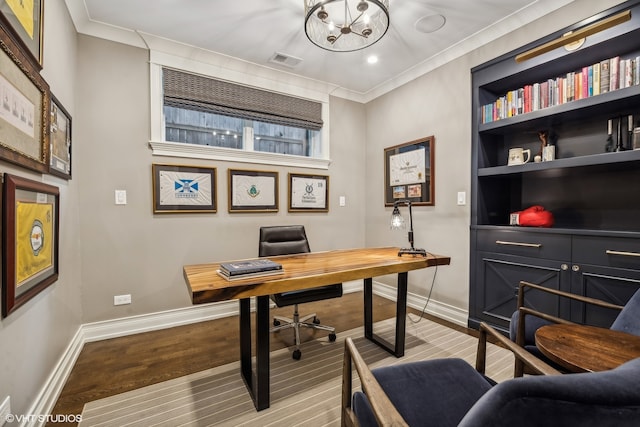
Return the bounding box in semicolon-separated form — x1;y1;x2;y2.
469;0;640;332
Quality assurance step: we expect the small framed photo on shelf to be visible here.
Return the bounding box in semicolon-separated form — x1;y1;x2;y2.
152;164;217;213
2;173;59;318
228;169;278;213
49;94;72;179
384;136;435;206
288;173;329;212
0;21;50;173
0;0;44;68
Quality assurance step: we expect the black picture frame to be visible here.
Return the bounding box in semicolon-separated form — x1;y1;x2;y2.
384;136;435;206
49;93;72;179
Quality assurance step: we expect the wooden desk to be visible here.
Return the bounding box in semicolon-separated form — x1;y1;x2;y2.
184;247;450;411
536;323;640;373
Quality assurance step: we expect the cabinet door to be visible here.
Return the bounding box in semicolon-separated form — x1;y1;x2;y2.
570;264;640;327
473;252;570;331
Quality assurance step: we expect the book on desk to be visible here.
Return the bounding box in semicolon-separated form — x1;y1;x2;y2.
218;258;284;281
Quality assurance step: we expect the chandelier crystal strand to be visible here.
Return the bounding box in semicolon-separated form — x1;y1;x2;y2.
304;0;390;52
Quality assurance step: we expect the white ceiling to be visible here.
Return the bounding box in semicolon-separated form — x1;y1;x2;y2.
65;0;574;100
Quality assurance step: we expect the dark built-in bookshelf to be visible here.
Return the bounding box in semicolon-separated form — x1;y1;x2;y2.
469;0;640;334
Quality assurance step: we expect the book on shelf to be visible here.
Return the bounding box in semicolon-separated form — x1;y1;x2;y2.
479;53;640;124
219;258;283;277
216;268;285;281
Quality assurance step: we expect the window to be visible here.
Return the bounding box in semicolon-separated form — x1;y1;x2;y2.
151;67;329;168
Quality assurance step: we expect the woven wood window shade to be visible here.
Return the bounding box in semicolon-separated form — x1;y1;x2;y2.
163;68;323;131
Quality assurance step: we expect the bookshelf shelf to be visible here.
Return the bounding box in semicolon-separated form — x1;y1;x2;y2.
469;0;640;333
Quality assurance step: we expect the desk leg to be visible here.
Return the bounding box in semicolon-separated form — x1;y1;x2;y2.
363;272;407;358
239;296;270;411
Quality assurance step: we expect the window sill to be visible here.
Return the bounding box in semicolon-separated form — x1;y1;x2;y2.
149;141;331;170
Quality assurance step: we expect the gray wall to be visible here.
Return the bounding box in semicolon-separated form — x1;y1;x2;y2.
364;0;625;310
0;0;625;418
75;36;368;322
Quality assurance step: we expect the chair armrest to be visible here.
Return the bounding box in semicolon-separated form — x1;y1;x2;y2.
342;337;408;427
476;322;562;377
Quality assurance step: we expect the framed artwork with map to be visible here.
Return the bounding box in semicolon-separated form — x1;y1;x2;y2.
152;164;217;213
384;136;435;206
2;173;59;317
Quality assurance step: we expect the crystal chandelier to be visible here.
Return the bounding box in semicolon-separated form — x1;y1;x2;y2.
304;0;390;52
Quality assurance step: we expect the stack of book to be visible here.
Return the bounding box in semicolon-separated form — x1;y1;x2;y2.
217;258;284;281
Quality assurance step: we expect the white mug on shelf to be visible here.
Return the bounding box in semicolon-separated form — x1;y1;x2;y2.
508;147;531;166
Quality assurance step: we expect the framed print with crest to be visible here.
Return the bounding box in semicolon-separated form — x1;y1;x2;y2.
228;169;278;213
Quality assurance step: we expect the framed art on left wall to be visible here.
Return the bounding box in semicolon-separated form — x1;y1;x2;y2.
2;173;59;318
0;0;44;68
0;20;49;173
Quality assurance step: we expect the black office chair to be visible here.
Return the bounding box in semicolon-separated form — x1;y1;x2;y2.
510;280;640;376
258;225;343;360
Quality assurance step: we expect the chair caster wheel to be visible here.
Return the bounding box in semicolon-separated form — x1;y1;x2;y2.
273;319;281;326
313;317;321;324
292;349;302;360
329;333;337;342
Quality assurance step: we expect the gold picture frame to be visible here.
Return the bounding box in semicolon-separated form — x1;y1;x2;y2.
0;20;49;173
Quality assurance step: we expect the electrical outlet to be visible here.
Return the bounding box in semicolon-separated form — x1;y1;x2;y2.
0;396;11;426
114;294;132;305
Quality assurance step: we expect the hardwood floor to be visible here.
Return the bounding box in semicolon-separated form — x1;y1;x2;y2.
48;292;470;426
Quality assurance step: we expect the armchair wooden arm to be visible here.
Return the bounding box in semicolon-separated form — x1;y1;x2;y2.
476;322;561;376
342;337;408;427
341;322;560;427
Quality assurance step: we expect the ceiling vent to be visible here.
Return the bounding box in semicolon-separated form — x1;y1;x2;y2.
269;52;303;68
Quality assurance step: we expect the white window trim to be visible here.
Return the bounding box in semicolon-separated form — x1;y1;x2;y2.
148;50;331;170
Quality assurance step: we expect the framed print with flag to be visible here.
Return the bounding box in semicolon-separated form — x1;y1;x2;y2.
152;164;217;213
2;173;59;317
228;169;278;213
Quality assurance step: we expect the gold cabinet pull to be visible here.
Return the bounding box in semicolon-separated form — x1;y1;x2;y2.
495;240;542;248
606;250;640;258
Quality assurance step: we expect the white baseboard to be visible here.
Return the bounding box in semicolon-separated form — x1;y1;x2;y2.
371;280;468;327
24;279;461;426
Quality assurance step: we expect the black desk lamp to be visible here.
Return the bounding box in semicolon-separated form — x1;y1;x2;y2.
390;199;427;257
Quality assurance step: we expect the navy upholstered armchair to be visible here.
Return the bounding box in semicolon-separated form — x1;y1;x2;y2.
342;322;640;427
259;225;342;360
510;280;640;376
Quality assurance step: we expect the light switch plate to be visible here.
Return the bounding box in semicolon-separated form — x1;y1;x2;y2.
115;190;127;205
457;191;466;206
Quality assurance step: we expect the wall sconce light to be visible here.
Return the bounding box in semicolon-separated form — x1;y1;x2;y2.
390;199;427;257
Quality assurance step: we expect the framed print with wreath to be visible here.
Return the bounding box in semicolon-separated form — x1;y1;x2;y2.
288;173;329;212
2;173;59;317
228;169;278;213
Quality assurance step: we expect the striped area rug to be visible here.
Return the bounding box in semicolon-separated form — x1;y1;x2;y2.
79;315;514;427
